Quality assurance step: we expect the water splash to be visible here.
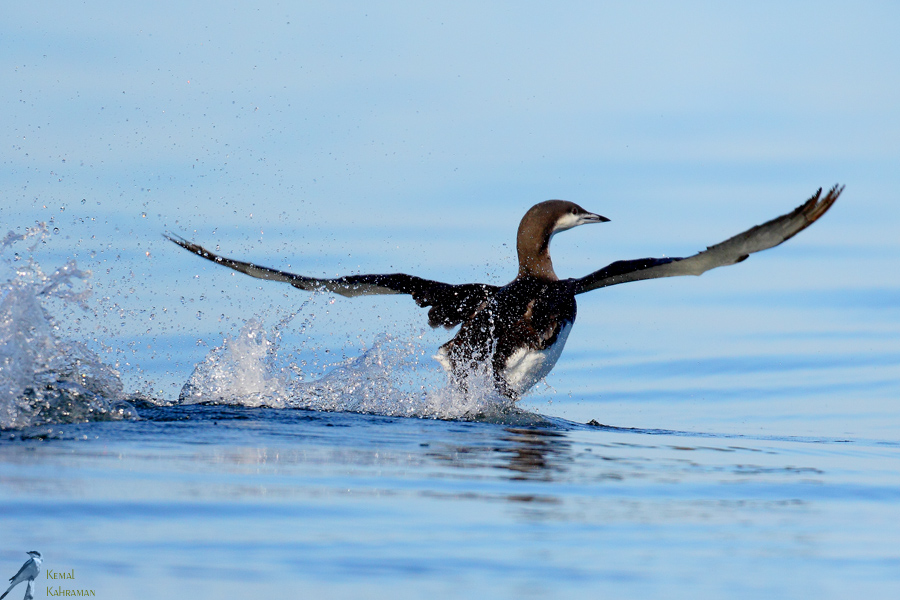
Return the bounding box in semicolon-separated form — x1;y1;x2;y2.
179;318;522;421
0;224;136;429
179;318;288;408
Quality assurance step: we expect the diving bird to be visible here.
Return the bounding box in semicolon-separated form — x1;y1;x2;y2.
167;185;842;399
1;551;41;600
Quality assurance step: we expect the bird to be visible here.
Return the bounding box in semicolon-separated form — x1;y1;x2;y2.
167;185;842;400
1;551;42;600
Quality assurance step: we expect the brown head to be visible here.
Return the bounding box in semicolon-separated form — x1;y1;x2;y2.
516;200;609;280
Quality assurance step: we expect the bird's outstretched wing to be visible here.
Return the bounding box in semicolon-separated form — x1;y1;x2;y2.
572;185;843;295
165;234;498;329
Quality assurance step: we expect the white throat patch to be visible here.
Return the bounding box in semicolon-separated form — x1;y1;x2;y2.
552;212;583;235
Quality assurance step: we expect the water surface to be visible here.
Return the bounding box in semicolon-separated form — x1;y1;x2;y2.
4;404;900;600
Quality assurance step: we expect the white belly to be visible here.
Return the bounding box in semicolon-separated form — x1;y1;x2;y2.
433;322;573;397
501;321;573;395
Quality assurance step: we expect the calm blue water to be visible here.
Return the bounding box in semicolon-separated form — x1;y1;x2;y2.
4;405;900;600
3;2;900;598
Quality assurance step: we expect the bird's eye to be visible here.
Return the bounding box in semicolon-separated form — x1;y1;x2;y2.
570;208;577;214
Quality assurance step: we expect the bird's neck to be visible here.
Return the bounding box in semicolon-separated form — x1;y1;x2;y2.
516;224;559;280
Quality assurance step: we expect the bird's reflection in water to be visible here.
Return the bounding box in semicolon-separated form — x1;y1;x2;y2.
497;427;571;481
426;426;572;487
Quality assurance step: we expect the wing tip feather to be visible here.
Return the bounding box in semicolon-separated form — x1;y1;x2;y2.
164;231;205;256
803;183;843;224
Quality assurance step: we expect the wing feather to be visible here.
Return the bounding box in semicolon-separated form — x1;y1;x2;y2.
165;234;497;328
573;185;843;294
8;559;31;583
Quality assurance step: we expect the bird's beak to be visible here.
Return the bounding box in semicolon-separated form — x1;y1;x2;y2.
581;212;610;224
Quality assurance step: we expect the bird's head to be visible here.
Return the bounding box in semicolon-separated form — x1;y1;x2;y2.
26;551;41;559
547;200;610;235
516;200;609;279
